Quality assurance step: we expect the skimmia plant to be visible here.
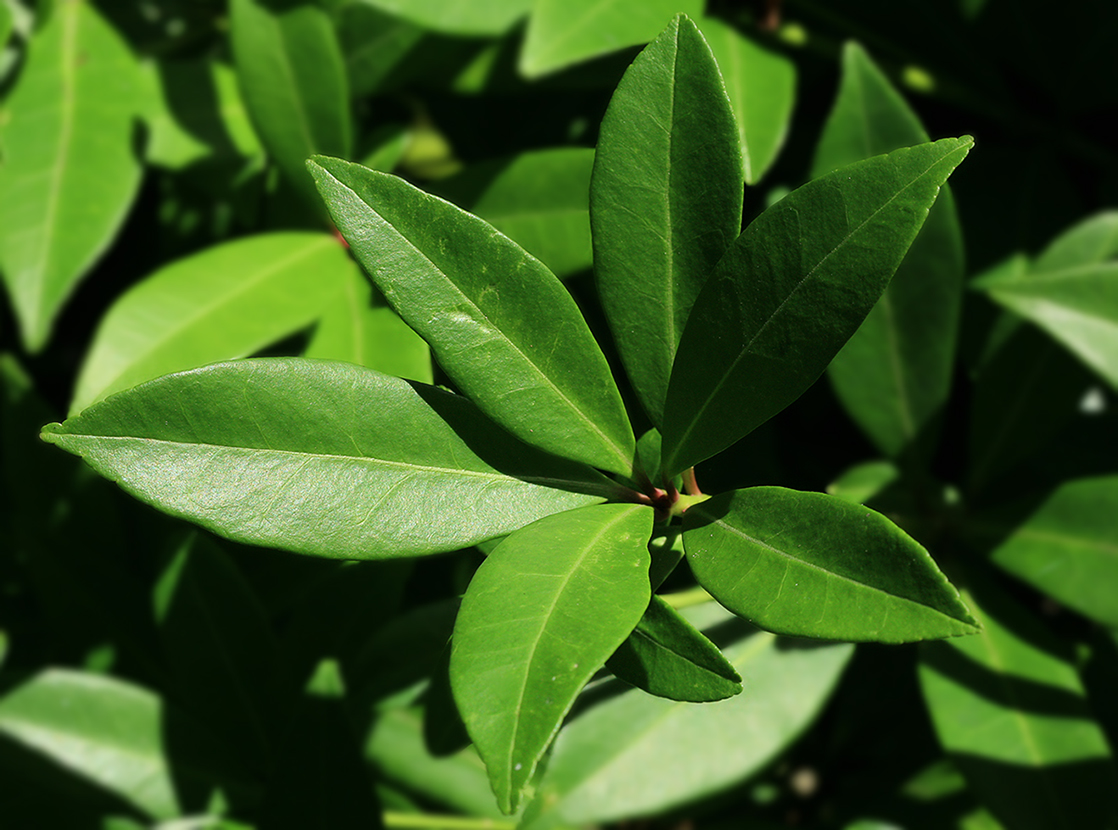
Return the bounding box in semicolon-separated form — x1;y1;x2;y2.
39;13;978;818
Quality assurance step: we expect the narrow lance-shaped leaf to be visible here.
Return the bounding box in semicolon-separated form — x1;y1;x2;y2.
919;580;1118;829
698;16;795;185
607;594;742;702
309;157;636;476
231;0;351;205
0;0;143;352
71;232;354;415
814;42;965;464
592;14;743;427
661;137;973;477
684;487;978;642
450;504;653;813
43;359;620;559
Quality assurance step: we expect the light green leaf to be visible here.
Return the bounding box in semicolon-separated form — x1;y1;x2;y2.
814;42;965;464
309;156;636;476
305;268;432;382
354;0;532;36
0;670;181;820
919;582;1118;829
975;211;1118;389
607;594;741;702
71;232;353;415
826;459;901;505
0;3;11;49
684;488;978;642
0;0;143;352
698;17;795;185
521;0;703;78
660;138;973;477
592;14;743;427
450;503;653;813
521;604;853;829
231;0;351;205
433;148;595;278
43;358;619;558
966;476;1118;627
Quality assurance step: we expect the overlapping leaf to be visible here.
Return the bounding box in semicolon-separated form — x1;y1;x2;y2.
450;504;652;813
592;14;743;427
310;156;636;476
684;488;978;642
0;0;143;352
43;359;618;558
660;137;973;476
355;0;532;36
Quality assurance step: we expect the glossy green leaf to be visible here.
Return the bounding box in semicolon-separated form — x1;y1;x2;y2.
433;148;595;278
814;42;965;463
305;268;432;382
607;594;741;702
355;0;532;36
43;358;619;558
975;211;1118;388
919;582;1118;829
0;0;143;352
698;17;795;185
592;14;743;426
684;488;978;642
0;670;181;820
71;232;354;415
231;0;351;205
521;0;703;78
966;476;1118;627
309;156;636;476
660;138;973;476
521;604;854;829
450;503;653;813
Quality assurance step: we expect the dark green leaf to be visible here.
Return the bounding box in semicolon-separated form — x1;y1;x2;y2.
520;0;703;78
592;14;743;426
338;4;424;97
607;594;741;702
814;42;965;464
450;503;653;813
231;0;351;205
521;604;853;829
684;488;978;642
919;581;1118;829
309;156;636;476
0;1;143;352
71;232;354;414
660;137;973;476
698;17;795;185
355;0;531;36
433;148;595;278
42;358;618;558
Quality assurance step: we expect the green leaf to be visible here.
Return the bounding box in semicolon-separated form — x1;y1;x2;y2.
521;604;854;829
607;594;742;702
338;4;424;97
660;137;973;476
450;503;653;813
0;0;143;352
354;0;532;36
42;358;618;558
919;580;1118;829
698;17;795;185
684;488;978;642
826;459;901;506
966;476;1118;627
230;0;351;205
520;0;703;78
0;670;181;820
309;156;636;476
433;148;595;279
592;14;743;427
814;42;965;464
71;232;354;415
975;211;1118;389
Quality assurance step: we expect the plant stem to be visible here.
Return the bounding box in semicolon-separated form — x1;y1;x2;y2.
383;812;518;830
662;586;714;610
682;467;702;496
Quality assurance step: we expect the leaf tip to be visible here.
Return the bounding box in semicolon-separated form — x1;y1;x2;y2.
39;422;63;442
